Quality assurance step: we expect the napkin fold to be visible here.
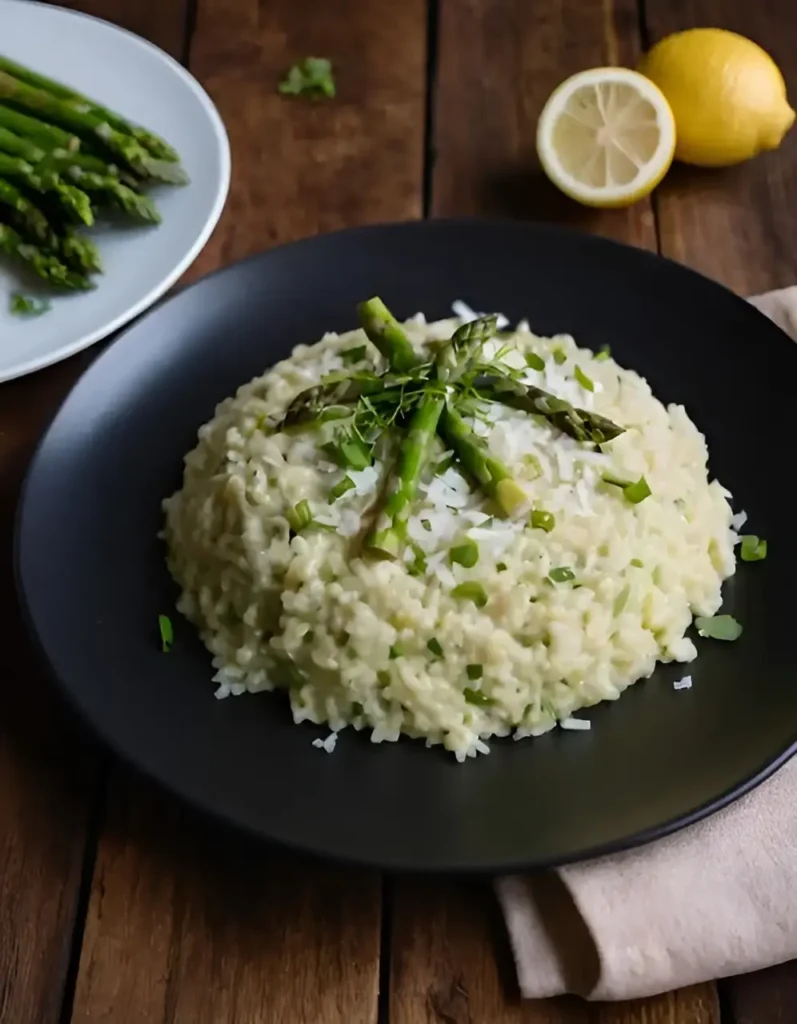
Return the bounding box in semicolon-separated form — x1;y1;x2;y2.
497;285;797;1002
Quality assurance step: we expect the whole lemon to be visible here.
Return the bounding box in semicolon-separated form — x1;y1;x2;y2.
639;28;795;166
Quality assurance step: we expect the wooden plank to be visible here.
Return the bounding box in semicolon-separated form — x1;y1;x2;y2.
69;0;427;1021
0;356;99;1024
645;0;797;294
390;1;713;1022
430;0;656;250
389;879;720;1022
52;0;188;59
722;961;797;1024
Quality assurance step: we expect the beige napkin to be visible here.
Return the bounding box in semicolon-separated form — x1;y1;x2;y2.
497;286;797;1002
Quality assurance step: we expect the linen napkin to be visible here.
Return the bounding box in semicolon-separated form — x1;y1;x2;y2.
497;285;797;1002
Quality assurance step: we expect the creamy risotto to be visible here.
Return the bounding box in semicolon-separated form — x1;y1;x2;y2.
162;304;739;759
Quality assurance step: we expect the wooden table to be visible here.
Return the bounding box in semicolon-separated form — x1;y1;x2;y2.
2;1;796;1021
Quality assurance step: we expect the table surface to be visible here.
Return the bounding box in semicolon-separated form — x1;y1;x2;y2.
2;0;797;1021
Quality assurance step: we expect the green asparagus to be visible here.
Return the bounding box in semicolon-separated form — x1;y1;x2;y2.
0;55;180;162
62;166;160;224
0;124;44;159
472;373;625;444
436;314;498;382
357;296;419;372
438;403;527;516
0;151;93;225
0;102;80;152
0;221;91;289
0;72;188;184
60;227;102;274
0;176;55;246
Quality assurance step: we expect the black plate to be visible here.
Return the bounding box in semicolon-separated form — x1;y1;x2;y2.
15;220;797;872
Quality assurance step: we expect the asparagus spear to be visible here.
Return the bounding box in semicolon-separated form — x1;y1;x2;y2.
0;55;179;162
281;372;424;429
0;129;122;184
0;73;188;184
365;315;501;556
60;227;102;274
0;151;93;226
0;221;91;289
473;374;625;444
357;296;419;372
0;124;44;159
0;176;56;246
438;403;527;516
61;166;161;224
0;102;81;152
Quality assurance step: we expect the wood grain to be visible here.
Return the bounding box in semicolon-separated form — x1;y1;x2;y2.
723;960;797;1024
0;356;99;1024
52;0;188;60
68;0;427;1021
430;0;656;250
645;0;797;294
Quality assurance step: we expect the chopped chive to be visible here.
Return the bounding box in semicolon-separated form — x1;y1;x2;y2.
158;614;174;653
695;614;742;641
341;345;367;364
450;539;479;568
530;508;555;533
496;561;508;572
466;663;483;681
287;499;313;532
549;566;575;584
464;687;495;707
421;518;432;532
552;347;567;365
624;476;651;504
10;293;51;317
740;535;767;562
338;436;372;470
451;581;488;607
328;475;355;502
574;365;595;392
594;345;611;362
427;637;444;658
525;352;545;371
630;558;644;568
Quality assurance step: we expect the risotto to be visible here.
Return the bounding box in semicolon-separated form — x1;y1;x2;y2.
162;303;739;759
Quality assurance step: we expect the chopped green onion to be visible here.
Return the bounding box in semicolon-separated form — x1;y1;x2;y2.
552;347;567;365
624;476;651;504
278;56;336;98
594;345;611;362
530;508;555;533
421;518;432;532
287;499;313;532
450;539;479;568
10;293;51;317
451;582;488;607
695;614;742;641
328;475;355;502
341;345;367;364
630;558;644;568
523;453;542;478
549;566;575;584
158;614;173;653
613;584;630;615
427;637;444;658
466;663;483;681
525;352;545;371
740;535;767;562
496;561;508;572
574;365;595;392
464;687;495;707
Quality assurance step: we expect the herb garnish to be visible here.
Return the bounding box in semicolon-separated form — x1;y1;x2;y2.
278;57;336;99
158;614;174;653
530;508;555;532
549;566;575;583
740;535;767;562
695;614;743;641
10;293;50;317
450;539;479;568
451;581;488;607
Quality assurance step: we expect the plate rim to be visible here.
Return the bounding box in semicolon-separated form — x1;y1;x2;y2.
13;217;797;871
0;0;231;384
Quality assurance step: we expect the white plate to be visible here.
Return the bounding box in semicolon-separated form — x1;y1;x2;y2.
0;0;230;382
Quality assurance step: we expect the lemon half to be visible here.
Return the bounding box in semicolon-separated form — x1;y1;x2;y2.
639;29;795;167
536;67;676;208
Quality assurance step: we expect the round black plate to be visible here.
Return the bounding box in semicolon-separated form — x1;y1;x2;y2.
16;220;796;871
